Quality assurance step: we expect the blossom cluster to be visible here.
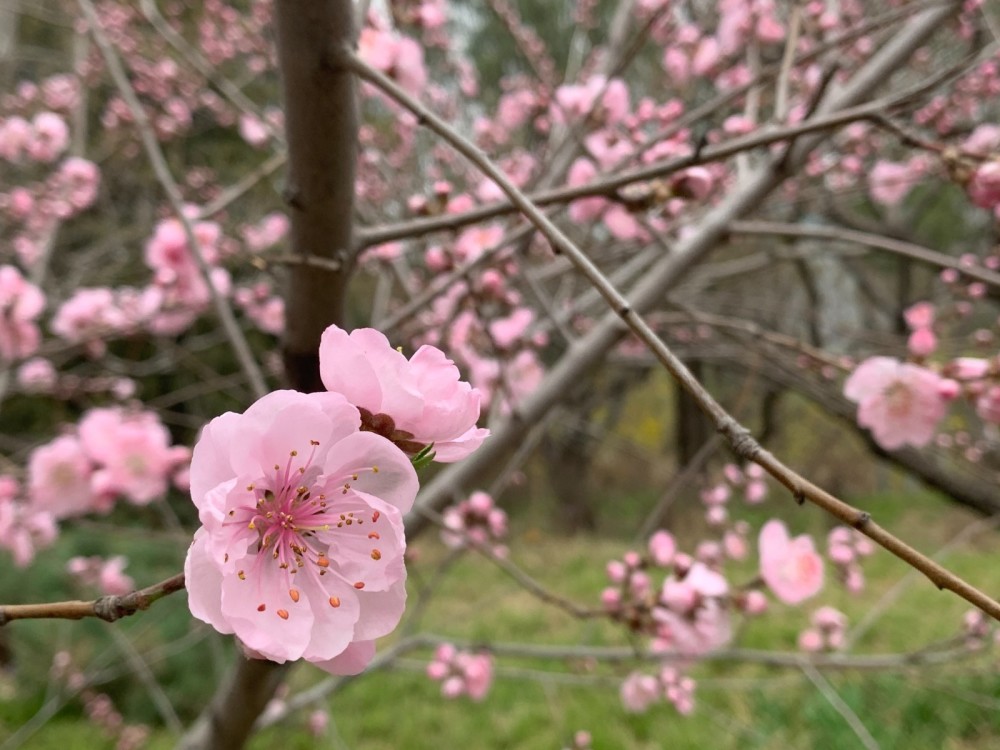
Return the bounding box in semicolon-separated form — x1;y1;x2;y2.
425;643;494;700
185;325;488;675
440;490;508;556
0;407;188;567
620;666;696;715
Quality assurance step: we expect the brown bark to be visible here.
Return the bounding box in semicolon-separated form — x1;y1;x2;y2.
178;1;359;748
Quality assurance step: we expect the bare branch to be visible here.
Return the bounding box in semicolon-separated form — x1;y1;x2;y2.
0;573;185;626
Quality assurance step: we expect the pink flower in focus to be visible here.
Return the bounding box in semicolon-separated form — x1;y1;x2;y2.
843;357;948;449
759;520;823;605
319;325;489;462
185;389;418;674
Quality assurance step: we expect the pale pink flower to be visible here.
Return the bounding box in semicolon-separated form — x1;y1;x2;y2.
426;644;493;700
51;157;100;211
441;490;507;556
79;407;187;504
969;161;1000;209
28;435;100;519
869;160;912;206
907;327;937;357
27;111;69;162
67;555;134;595
238;114;270;147
185;389;418;674
843;357;948;449
489;308;533;350
0;265;45;362
0;116;32;161
904;301;935;330
744;479;767;504
16;357;56;392
648;530;676;567
0;476;57;567
319;325;489;462
759;520;823;605
620;672;660;713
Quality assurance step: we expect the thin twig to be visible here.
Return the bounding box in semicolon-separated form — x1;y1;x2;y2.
0;573;185;625
800;660;880;750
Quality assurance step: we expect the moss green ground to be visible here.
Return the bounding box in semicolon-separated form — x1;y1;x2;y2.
1;491;999;749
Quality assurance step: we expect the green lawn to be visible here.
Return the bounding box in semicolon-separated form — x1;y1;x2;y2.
1;491;999;749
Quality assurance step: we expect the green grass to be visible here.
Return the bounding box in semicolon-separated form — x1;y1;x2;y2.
1;491;999;749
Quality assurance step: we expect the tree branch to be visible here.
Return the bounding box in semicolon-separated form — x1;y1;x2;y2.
0;573;185;625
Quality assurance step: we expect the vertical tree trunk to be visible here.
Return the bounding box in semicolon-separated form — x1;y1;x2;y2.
178;2;359;748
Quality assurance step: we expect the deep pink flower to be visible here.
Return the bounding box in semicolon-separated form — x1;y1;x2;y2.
758;520;823;605
843;357;947;449
185;389;418;674
319;325;489;462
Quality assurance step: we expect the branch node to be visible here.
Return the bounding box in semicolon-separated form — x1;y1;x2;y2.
852;511;872;529
794;488;806;506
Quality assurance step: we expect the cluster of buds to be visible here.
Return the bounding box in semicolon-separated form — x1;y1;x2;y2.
426;643;494;701
441;490;508;557
620;666;696;715
798;606;848;652
827;526;874;593
700;462;768;526
603;531;733;656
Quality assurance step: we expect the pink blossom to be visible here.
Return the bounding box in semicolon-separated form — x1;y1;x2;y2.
242;213;290;252
489;308;533;349
744;479;767;504
620;672;660;713
185;389;418;674
16;357;57;392
51;157;100;211
238;114;270;147
319;325;489;462
759;520;823;604
648;530;676;567
79;407;187;504
969;161;1000;209
907;327;937;357
67;555;135;595
28;435;100;519
0;116;32;161
869;160;912;206
0;265;45;362
441;490;508;556
426;644;494;700
904;301;935;330
27;112;70;162
0;476;57;567
844;357;948;449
